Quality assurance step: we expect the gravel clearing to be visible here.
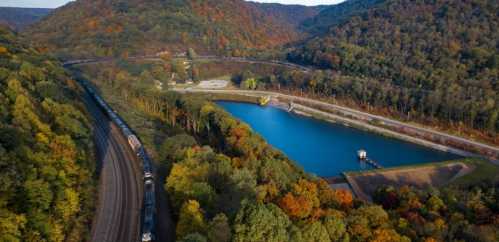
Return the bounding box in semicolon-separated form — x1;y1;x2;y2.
197;80;228;89
345;162;473;201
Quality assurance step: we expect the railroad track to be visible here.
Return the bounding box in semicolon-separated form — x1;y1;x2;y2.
63;55;313;72
84;91;142;242
174;88;499;161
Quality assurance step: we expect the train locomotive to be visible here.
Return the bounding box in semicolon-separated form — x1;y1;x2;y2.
81;81;156;242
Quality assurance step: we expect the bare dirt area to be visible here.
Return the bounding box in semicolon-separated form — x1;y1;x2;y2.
345;162;474;201
197;79;229;89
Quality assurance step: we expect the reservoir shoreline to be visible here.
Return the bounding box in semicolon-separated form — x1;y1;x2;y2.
270;96;496;162
216;100;460;177
209;93;479;159
279;99;474;158
215;100;497;202
177;88;498;163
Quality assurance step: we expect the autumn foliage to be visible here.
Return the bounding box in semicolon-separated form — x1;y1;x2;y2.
279;193;313;219
289;0;499;137
26;0;298;58
279;179;353;221
0;27;95;242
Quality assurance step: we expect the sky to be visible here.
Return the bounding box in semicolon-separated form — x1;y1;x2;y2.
248;0;345;6
0;0;345;8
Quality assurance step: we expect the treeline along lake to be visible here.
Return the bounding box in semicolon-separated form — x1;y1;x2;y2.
217;101;460;177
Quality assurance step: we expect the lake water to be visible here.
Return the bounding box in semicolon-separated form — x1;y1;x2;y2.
217;101;461;177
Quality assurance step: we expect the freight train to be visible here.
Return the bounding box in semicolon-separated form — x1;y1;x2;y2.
81;81;155;242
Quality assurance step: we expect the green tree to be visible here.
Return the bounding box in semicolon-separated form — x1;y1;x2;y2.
188;48;198;60
176;200;207;240
178;233;207;242
300;221;331;242
240;78;258;90
207;213;231;242
55;188;80;222
24;179;53;211
486;109;498;133
323;211;347;241
233;201;291;242
159;134;197;163
0;209;26;242
0;27;94;242
426;195;445;213
172;60;188;80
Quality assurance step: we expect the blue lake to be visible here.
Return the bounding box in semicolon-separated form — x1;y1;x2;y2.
217;101;461;177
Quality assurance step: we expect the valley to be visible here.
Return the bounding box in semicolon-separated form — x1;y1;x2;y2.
0;7;51;30
1;0;498;241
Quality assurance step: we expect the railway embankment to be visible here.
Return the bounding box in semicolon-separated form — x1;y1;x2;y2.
286;101;475;158
274;95;499;162
343;159;498;201
176;88;499;162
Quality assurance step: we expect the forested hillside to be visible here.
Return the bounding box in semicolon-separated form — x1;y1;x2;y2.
26;0;299;59
248;2;325;30
288;0;499;136
0;27;95;241
0;7;52;30
77;62;499;242
300;0;385;34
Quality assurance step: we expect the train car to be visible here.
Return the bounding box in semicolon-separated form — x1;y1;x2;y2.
86;86;93;94
143;156;154;179
121;126;133;137
141;230;153;242
82;82;156;241
117;121;127;132
136;148;146;159
141;176;155;242
97;99;107;110
109;112;117;120
144;179;155;206
141;205;155;242
127;134;142;152
137;149;153;179
115;118;125;127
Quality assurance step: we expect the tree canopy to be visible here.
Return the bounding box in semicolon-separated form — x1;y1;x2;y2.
27;0;299;58
0;27;95;241
288;0;499;136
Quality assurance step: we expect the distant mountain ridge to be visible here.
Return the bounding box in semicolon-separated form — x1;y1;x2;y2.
300;0;386;34
0;7;52;30
26;0;306;58
246;2;326;29
23;0;386;59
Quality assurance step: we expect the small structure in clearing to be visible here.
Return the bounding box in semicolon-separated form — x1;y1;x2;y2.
258;96;270;106
197;80;228;89
154;80;163;90
357;149;367;160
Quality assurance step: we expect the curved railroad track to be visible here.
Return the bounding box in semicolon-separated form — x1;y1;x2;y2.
84;91;143;242
63;55;313;72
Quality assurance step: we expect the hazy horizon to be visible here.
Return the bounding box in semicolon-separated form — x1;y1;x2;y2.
0;0;345;8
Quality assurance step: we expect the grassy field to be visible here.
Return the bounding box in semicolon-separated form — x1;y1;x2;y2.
344;158;499;200
450;159;499;185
